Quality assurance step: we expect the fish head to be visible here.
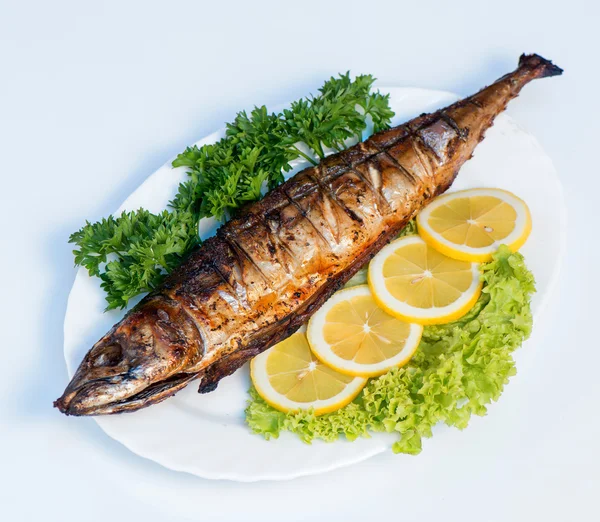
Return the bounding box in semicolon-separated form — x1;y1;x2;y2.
54;297;203;415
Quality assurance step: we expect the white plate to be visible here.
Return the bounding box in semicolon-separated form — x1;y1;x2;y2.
63;87;566;481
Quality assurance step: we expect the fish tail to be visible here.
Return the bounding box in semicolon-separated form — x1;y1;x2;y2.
518;53;563;78
400;53;563;196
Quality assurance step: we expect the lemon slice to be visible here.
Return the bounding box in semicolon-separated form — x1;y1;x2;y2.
306;285;423;377
368;236;481;325
416;188;531;262
250;327;366;415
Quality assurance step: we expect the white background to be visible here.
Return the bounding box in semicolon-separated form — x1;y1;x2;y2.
1;1;598;520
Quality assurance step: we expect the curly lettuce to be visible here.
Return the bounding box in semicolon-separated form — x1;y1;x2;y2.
245;245;535;454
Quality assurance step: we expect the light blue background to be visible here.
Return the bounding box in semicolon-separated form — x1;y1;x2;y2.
1;1;597;521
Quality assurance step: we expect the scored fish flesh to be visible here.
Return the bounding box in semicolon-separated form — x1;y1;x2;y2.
55;54;562;415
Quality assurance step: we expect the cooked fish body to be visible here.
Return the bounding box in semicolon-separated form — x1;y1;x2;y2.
55;54;562;415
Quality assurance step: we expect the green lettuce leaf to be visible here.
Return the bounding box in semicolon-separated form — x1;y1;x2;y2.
245;244;535;454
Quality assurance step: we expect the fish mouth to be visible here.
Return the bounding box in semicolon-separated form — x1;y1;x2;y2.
54;372;199;415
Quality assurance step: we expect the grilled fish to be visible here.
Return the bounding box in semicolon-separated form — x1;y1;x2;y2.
55;54;562;415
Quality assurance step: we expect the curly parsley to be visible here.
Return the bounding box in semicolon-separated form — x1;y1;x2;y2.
70;73;394;309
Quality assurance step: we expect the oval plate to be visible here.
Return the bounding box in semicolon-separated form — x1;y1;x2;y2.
63;87;566;481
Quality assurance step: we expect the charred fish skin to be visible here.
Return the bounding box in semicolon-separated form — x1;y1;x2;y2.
55;54;562;416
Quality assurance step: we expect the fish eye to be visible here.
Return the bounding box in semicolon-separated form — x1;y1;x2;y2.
92;343;123;367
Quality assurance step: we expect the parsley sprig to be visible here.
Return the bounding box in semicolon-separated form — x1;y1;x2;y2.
70;73;394;310
70;210;199;309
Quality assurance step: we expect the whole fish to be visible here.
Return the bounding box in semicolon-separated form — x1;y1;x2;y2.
55;54;562;415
